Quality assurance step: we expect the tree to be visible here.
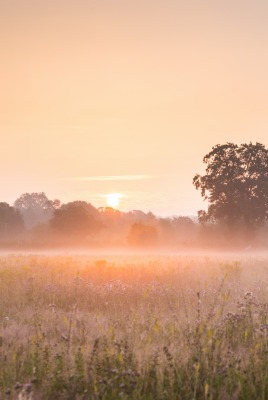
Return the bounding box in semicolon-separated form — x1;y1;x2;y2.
14;192;60;228
193;142;268;230
0;202;24;240
50;201;101;240
157;216;195;246
127;223;158;247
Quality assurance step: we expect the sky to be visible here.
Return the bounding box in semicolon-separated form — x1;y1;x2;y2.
1;0;268;216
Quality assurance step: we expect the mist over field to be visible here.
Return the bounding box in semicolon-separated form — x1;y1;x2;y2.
0;182;267;400
0;188;268;253
1;187;268;399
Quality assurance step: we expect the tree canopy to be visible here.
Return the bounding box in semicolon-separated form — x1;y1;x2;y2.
14;192;60;228
193;142;268;228
0;202;24;239
50;201;101;239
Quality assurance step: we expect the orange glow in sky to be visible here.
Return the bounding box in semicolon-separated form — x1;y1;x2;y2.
1;1;268;216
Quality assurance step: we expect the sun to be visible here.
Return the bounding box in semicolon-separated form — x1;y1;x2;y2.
106;193;121;208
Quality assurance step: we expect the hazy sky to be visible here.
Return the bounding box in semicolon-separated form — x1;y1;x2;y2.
1;0;268;216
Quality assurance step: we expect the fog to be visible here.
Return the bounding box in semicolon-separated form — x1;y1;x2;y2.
1;192;268;254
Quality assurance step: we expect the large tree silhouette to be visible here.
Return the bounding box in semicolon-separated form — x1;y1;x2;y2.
193;142;268;229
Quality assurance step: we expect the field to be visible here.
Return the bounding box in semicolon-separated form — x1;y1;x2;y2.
0;253;268;399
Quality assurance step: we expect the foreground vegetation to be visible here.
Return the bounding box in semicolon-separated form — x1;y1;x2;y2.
0;253;268;399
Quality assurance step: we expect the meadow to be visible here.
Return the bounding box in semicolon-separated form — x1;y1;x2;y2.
0;253;268;399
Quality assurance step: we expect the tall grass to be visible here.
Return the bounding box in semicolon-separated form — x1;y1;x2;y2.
0;254;267;399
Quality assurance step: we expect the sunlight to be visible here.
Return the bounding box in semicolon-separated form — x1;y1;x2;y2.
106;193;121;208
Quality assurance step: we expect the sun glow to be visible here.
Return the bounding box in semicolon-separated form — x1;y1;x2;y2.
106;193;121;208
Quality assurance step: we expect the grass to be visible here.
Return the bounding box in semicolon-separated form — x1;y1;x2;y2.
0;253;268;399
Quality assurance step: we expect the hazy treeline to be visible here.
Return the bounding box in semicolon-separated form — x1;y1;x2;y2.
0;192;267;249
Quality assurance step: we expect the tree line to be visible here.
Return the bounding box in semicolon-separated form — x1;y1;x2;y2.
1;142;268;249
0;193;195;248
